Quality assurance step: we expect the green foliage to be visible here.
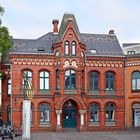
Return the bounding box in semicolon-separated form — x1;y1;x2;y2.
0;27;11;58
0;5;4;25
0;5;12;59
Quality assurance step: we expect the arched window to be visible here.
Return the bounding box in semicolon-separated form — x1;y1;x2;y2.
105;103;115;122
89;103;99;122
72;41;76;56
56;70;59;90
105;72;115;91
132;71;140;90
90;71;99;91
39;103;50;124
22;70;32;93
65;69;76;90
8;79;11;95
65;41;69;56
39;71;50;91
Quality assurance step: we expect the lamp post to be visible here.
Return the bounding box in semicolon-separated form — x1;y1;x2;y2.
22;77;34;140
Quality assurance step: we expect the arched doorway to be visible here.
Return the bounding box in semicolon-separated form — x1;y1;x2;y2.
62;100;77;128
132;103;140;127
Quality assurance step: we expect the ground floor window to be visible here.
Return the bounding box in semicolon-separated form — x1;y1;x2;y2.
89;103;99;122
132;103;140;127
105;103;115;122
39;103;50;124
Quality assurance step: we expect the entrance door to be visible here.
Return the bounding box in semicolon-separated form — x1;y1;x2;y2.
62;101;77;128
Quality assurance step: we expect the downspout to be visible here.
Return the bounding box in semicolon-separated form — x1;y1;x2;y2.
84;52;87;131
10;63;12;127
124;56;126;129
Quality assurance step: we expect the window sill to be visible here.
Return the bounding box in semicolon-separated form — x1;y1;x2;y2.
64;90;77;94
131;90;140;93
89;90;99;94
39;90;50;94
39;124;50;127
89;122;100;126
105;121;116;126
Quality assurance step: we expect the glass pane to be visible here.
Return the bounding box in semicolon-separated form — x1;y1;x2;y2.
28;71;32;77
106;110;109;121
106;79;109;90
72;42;76;55
65;44;69;55
8;79;11;95
90;79;93;90
40;72;44;77
40;79;44;89
65;77;70;89
132;79;136;90
45;79;49;89
71;70;75;75
110;110;114;121
71;77;76;89
65;70;70;76
94;79;98;90
45;72;49;77
137;79;140;89
44;110;50;122
132;72;140;78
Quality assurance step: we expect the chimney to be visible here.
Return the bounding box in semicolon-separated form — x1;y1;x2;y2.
52;19;59;34
109;30;115;35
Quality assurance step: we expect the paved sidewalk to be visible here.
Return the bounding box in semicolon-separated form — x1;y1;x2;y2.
13;130;140;140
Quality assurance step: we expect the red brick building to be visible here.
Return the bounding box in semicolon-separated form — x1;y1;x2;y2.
2;14;125;131
122;43;140;128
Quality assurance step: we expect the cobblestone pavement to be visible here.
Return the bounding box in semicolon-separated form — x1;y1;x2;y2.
12;130;140;140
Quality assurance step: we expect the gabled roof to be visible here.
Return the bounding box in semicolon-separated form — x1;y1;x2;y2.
80;33;124;56
58;13;80;39
10;13;124;57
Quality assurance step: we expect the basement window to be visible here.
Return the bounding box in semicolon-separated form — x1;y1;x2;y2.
90;49;97;54
38;47;45;51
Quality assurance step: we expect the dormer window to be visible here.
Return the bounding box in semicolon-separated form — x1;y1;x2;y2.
127;51;135;55
90;49;97;54
72;41;76;56
65;41;69;56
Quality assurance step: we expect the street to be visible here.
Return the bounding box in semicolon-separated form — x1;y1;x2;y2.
13;130;140;140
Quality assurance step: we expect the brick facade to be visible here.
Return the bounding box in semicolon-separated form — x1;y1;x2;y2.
2;14;125;131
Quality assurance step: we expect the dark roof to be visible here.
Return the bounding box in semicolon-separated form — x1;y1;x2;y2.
122;43;140;48
58;13;80;39
10;13;124;57
80;33;124;56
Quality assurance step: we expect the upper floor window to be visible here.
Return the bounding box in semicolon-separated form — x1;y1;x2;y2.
105;72;115;91
132;71;140;91
39;103;50;124
56;70;59;90
65;69;76;90
22;70;32;91
72;41;76;56
89;103;99;122
40;71;50;91
8;79;11;95
90;71;99;91
105;103;115;122
65;41;69;56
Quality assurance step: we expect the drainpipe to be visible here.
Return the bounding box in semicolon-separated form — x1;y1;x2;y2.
10;63;12;127
124;56;126;129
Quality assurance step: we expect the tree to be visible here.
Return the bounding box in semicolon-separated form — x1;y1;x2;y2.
0;5;12;59
0;5;12;79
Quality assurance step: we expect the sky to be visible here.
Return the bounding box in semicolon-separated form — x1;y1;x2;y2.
0;0;140;45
